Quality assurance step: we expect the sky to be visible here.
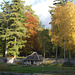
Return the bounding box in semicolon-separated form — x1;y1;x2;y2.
24;0;54;29
0;0;75;29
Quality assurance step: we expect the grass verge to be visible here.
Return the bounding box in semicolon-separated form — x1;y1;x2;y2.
0;63;75;73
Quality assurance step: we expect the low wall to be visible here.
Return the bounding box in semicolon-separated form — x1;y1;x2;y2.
0;57;4;63
43;58;75;65
0;57;75;65
0;57;25;64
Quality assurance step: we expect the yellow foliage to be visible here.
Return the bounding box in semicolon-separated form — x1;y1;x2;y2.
50;2;75;51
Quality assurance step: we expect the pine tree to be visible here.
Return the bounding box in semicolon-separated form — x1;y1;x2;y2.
0;1;11;58
8;0;28;58
0;0;28;58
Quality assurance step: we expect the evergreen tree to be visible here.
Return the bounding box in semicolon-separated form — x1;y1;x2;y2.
0;0;28;58
8;0;28;58
0;1;11;58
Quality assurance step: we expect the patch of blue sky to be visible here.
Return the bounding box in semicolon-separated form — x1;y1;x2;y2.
73;0;75;3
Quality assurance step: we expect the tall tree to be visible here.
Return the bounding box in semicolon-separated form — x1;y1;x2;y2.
0;12;6;57
50;2;75;59
0;0;28;58
49;0;74;59
0;1;11;58
20;5;39;56
37;28;54;58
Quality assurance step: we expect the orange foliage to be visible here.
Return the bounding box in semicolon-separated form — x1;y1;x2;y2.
21;12;39;54
24;12;39;36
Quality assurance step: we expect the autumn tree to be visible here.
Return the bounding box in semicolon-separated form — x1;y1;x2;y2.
49;0;73;59
50;1;75;59
20;5;39;56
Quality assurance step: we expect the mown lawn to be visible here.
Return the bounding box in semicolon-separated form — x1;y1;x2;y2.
0;63;75;73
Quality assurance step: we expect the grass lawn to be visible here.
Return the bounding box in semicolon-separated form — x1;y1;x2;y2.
0;63;75;73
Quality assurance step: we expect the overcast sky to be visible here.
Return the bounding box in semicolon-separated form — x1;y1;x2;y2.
0;0;75;29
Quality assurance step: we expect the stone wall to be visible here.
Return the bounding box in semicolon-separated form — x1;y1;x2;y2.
0;57;4;63
43;58;75;65
0;57;75;65
0;57;24;64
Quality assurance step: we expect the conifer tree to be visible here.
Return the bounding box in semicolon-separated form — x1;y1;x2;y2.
0;0;28;58
0;1;11;58
8;0;28;58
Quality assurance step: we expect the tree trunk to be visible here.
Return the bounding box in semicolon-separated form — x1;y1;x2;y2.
56;46;58;60
14;36;17;59
44;42;45;58
4;38;8;63
5;39;8;58
5;19;8;60
69;39;71;59
64;40;65;60
69;49;71;59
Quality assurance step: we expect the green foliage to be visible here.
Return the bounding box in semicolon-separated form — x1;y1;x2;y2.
0;0;28;57
37;28;55;58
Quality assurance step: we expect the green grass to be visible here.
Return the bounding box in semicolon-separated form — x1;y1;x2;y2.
0;63;75;73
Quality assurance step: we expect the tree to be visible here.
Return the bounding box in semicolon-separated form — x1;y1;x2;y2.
49;0;74;59
0;1;11;58
0;12;6;57
24;12;39;36
25;5;39;21
20;5;39;56
49;0;69;59
37;28;55;58
0;0;28;58
50;2;75;59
